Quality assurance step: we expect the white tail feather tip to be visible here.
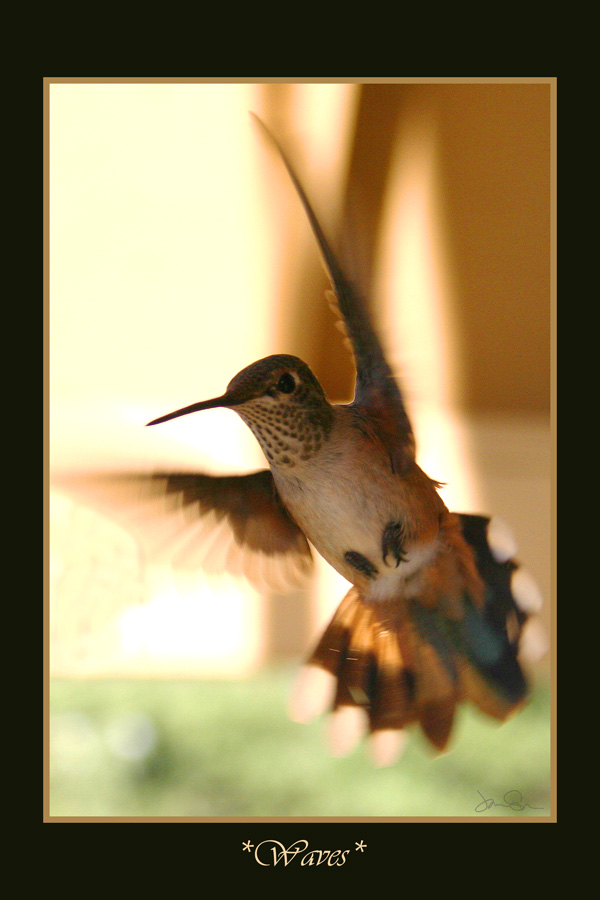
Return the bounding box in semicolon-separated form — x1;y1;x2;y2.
511;567;543;614
488;516;518;563
368;729;408;768
328;705;368;758
288;665;336;724
519;618;549;662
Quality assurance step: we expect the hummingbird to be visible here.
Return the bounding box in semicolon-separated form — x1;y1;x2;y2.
54;115;543;766
141;116;540;760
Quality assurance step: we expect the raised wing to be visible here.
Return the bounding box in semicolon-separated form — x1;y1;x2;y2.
52;469;313;594
251;113;415;473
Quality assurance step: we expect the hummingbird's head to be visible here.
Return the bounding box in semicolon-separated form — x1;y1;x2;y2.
147;354;334;468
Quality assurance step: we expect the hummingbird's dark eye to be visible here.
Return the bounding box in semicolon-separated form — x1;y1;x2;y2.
276;373;296;394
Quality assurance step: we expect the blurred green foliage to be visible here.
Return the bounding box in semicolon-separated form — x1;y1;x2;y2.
48;669;551;818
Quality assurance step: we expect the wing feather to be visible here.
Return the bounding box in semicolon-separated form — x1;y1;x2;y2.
252;114;415;472
52;469;313;594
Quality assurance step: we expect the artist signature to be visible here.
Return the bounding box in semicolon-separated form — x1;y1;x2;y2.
474;790;543;813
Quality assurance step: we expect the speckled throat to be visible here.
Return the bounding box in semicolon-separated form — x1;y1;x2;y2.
234;395;333;468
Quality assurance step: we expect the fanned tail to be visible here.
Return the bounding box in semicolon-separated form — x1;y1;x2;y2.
290;514;539;759
298;588;460;752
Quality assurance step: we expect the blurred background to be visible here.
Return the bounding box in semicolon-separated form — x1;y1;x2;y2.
47;80;553;817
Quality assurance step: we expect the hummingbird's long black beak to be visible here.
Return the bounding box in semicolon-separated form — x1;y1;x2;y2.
146;394;231;426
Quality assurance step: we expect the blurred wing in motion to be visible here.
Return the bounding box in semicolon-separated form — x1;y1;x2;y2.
52;469;313;595
251;114;415;474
